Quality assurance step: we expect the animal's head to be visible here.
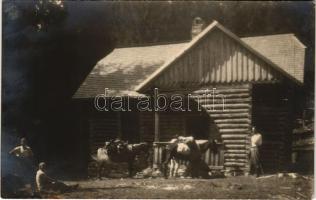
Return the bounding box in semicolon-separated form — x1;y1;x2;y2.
129;142;151;155
176;143;191;155
105;140;117;155
117;142;125;153
113;139;128;154
140;142;151;154
104;141;110;148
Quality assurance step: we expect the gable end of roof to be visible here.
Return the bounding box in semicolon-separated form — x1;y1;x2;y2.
136;21;303;92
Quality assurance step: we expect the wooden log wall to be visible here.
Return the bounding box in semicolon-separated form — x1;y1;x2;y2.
139;111;155;142
159;111;185;141
88;111;120;154
192;83;252;172
121;111;140;143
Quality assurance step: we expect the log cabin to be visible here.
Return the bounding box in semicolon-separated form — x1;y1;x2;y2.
73;18;306;174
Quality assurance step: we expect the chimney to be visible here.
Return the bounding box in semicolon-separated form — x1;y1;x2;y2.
191;17;206;39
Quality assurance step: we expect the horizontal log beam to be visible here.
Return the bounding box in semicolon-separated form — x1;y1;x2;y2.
219;129;249;133
224;153;248;158
225;149;248;153
224;144;247;149
203;104;251;109
215;119;251;124
225;167;249;171
209;113;250;119
221;134;249;139
225;158;247;163
223;139;247;144
224;162;246;167
208;109;249;114
218;124;250;128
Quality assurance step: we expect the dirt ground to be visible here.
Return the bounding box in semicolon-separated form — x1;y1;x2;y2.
52;175;314;199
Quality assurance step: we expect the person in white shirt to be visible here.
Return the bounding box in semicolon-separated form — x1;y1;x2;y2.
249;126;263;177
9;137;35;193
96;141;111;179
36;162;78;194
9;138;34;158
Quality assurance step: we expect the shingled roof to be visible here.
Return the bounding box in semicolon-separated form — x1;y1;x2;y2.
73;43;187;98
242;33;306;83
73;23;305;99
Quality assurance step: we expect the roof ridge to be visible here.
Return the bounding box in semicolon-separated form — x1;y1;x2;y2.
115;40;190;49
114;33;303;50
241;33;295;39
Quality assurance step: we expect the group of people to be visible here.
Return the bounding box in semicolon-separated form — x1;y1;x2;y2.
8;127;262;194
95;128;263;179
9;137;78;196
165;126;263;178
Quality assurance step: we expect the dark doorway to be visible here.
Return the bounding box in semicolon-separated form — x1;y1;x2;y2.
185;112;209;139
252;83;292;173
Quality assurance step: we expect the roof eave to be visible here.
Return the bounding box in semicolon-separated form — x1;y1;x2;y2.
291;34;307;49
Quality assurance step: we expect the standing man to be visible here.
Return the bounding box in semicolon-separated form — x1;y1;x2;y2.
96;141;111;179
249;126;263;177
9;137;36;193
9;137;34;159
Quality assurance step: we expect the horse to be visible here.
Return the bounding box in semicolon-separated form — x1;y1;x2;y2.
92;140;150;178
163;138;218;178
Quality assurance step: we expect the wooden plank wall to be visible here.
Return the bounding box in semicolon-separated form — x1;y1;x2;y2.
192;83;252;172
152;28;282;89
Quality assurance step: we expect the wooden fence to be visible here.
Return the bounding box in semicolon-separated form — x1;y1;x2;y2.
153;142;224;170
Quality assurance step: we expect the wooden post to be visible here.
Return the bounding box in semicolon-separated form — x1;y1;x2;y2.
182;116;187;136
117;112;122;139
154;111;160;142
245;83;252;174
153;111;160;169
